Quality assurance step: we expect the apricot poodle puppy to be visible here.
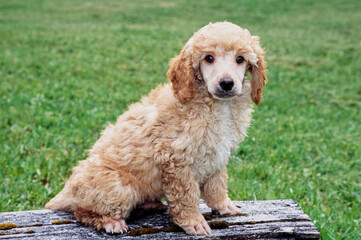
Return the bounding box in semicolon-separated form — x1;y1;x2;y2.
46;21;267;236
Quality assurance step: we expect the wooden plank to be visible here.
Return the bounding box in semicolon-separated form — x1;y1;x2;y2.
0;199;320;239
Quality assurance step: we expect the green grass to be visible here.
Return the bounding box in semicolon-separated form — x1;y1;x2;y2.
0;0;360;239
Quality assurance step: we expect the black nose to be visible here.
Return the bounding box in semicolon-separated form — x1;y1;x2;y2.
219;78;234;92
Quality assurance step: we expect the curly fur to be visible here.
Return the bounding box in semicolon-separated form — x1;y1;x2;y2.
46;21;267;235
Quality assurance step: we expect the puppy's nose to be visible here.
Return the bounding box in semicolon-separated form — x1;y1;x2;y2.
219;78;234;92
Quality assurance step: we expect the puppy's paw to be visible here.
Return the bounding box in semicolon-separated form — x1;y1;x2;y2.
217;201;242;215
183;219;211;236
103;219;128;234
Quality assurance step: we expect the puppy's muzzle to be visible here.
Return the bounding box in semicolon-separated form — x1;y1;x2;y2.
214;77;238;99
219;77;234;92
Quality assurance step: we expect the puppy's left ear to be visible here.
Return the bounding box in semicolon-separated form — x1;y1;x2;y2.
248;36;267;105
167;43;195;104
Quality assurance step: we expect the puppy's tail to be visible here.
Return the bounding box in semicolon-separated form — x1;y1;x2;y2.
45;189;73;212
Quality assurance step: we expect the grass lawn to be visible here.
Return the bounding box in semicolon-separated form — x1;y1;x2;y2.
0;0;360;239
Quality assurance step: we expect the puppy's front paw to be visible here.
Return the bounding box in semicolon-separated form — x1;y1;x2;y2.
183;219;211;236
217;201;242;215
103;219;128;234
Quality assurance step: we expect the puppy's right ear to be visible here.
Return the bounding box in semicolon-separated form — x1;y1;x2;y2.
167;44;195;104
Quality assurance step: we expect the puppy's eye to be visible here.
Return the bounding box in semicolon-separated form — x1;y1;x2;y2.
236;56;245;64
205;55;214;63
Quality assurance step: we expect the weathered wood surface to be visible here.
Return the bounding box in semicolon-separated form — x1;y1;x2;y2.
0;199;320;239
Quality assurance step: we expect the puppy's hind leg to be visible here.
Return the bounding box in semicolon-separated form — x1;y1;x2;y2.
74;207;129;234
72;167;141;234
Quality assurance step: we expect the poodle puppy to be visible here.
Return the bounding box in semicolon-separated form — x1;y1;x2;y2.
46;21;267;236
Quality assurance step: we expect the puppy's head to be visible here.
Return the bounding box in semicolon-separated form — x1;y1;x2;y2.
167;21;267;105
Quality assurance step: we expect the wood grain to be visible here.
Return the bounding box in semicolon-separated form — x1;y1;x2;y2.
0;199;320;239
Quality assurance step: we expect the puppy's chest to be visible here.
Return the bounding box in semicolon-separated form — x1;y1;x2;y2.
192;103;240;183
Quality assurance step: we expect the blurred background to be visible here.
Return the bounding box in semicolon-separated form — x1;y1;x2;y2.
0;0;360;239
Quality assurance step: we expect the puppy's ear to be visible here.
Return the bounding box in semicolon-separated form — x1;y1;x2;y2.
167;44;195;104
249;36;267;105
